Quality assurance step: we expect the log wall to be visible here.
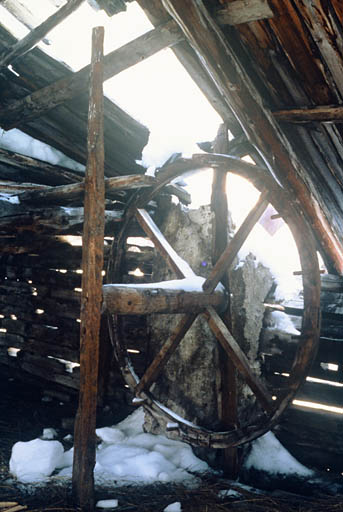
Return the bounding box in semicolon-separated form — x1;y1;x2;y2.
0;234;152;405
261;275;343;473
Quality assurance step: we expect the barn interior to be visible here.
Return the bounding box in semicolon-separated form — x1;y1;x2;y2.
1;0;343;511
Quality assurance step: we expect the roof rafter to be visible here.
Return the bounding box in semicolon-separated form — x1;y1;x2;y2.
0;20;183;130
161;0;343;274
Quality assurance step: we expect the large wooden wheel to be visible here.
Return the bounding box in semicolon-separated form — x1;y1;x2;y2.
103;154;321;448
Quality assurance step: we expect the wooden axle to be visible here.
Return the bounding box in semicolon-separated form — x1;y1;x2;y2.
102;284;227;315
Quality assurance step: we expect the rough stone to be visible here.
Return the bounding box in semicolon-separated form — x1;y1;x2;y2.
144;203;274;438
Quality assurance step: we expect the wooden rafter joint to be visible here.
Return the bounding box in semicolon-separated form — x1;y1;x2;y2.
216;0;274;26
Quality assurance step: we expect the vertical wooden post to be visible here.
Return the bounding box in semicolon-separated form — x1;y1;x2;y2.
72;26;105;511
211;123;239;477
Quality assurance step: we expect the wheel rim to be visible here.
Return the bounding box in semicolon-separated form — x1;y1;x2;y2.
105;154;321;448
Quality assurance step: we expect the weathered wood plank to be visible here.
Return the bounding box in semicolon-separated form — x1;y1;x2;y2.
274;105;343;124
0;201;122;235
134;314;197;395
1;0;38;30
135;208;195;279
204;306;274;414
0;23;148;177
102;284;227;314
301;0;343;99
19;352;80;389
275;405;343;472
0;20;183;129
136;0;242;127
161;0;343;274
17;175;157;205
0;147;84;186
72;27;105;511
216;0;274;26
0;0;85;68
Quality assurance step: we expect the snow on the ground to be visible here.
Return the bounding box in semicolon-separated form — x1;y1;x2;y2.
10;439;64;483
244;431;314;477
218;489;242;499
41;428;58;440
96;499;119;509
10;408;209;485
163;502;182;512
0;128;85;172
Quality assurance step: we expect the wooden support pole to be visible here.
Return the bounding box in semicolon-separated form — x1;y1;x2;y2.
0;0;85;68
72;26;105;511
211;124;238;477
0;20;183;130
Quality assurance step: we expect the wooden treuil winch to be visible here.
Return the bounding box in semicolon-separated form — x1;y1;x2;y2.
103;153;321;449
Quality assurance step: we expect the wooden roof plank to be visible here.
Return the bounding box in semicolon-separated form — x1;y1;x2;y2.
161;0;343;275
0;0;85;68
0;20;183;130
217;0;274;26
0;23;149;176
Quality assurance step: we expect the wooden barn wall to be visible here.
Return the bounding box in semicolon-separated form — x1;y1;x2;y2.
261;278;343;473
0;234;152;406
0;202;342;473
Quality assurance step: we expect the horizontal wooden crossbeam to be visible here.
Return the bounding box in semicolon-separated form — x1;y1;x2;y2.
274;105;343;123
102;283;227;314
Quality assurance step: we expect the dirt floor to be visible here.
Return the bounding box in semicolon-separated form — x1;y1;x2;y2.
1;367;343;512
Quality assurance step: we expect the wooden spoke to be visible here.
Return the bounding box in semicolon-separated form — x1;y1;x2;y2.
203;189;269;293
204;306;274;414
135;314;197;395
135;208;195;279
107;153;321;449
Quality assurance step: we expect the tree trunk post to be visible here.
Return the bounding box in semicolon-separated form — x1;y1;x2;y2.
72;26;105;510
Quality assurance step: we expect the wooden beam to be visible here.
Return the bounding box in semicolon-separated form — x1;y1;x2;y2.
0;201;122;235
135;208;195;279
216;0;274;26
17;174;191;205
211;123;238;477
204;306;274;414
274;105;343;124
0;147;84;186
134;314;197;395
137;0;243;127
0;0;85;68
102;284;227;315
203;190;269;293
72;27;105;511
17;175;156;205
0;20;183;130
161;0;343;275
0;0;37;30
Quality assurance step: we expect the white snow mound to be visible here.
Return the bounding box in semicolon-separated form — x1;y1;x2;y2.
244;431;313;477
10;439;64;483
